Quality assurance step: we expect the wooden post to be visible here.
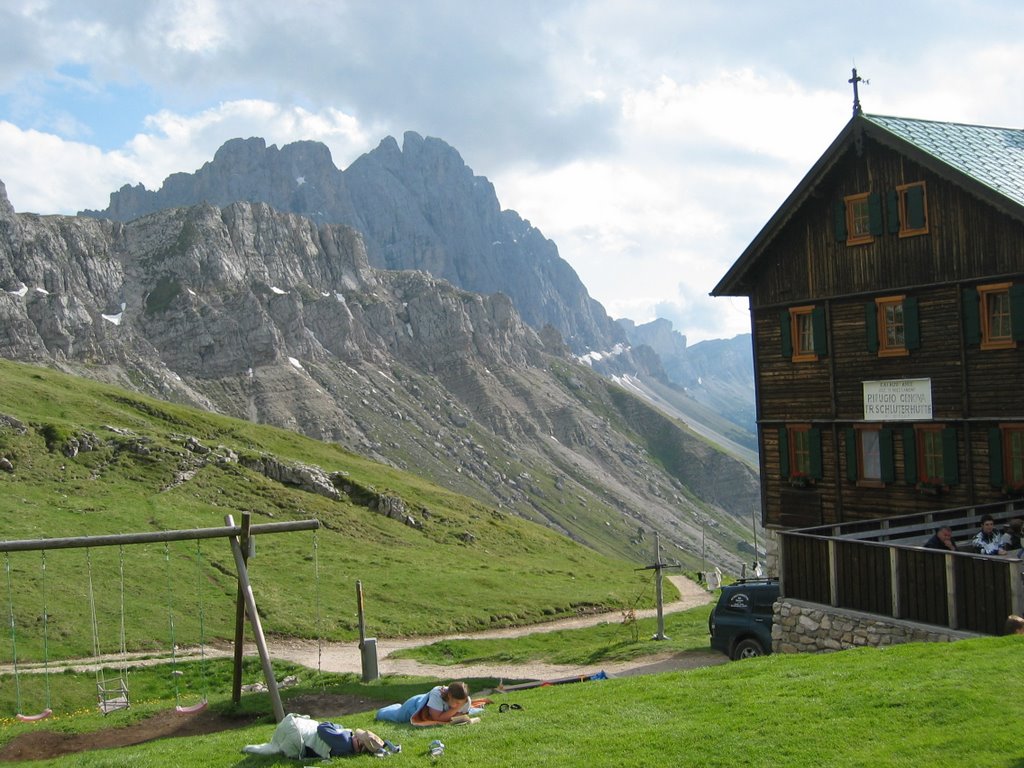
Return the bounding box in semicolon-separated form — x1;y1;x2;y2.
635;533;679;641
231;513;251;706
828;539;839;607
889;547;901;619
1009;561;1023;619
225;514;284;723
945;554;958;629
356;580;367;647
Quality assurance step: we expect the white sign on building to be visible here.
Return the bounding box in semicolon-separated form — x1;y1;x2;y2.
862;378;932;421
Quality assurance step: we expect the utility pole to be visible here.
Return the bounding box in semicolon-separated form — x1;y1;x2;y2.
636;532;681;641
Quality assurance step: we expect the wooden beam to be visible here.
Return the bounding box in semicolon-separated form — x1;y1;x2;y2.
0;519;319;552
226;514;284;723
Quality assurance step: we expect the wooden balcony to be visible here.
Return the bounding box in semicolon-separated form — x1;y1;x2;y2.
777;499;1024;636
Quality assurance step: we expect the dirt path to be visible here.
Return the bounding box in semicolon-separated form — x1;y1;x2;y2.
1;575;722;682
268;574;725;682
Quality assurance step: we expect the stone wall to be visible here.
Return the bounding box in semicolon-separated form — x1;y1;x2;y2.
773;598;981;653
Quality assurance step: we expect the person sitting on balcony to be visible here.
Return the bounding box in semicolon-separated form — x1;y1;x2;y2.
970;515;1006;556
923;526;956;552
1000;518;1023;552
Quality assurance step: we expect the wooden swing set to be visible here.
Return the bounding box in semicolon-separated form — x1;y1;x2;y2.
1;512;316;723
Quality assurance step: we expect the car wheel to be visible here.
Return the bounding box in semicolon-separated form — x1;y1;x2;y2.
732;638;765;660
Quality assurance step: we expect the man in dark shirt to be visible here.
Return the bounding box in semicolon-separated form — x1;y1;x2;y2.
923;526;956;552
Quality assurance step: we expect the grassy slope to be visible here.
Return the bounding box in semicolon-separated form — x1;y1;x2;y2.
0;359;672;662
1;632;1016;767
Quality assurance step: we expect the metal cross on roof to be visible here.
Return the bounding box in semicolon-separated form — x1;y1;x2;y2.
849;67;867;116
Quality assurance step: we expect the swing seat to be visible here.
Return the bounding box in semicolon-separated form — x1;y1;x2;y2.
175;699;208;714
16;708;52;722
97;678;130;715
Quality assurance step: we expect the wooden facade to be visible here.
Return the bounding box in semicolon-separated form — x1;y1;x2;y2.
714;113;1024;533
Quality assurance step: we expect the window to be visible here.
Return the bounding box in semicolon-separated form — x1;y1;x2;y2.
1007;428;1024;488
896;182;928;237
845;427;894;486
963;283;1024;349
988;425;1024;493
980;283;1014;349
918;427;944;484
791;427;812;477
844;193;874;245
859;428;881;483
779;425;822;485
903;425;958;487
866;296;920;356
781;305;827;361
792;307;816;361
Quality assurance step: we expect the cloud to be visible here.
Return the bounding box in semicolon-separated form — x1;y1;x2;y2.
1;101;375;213
3;0;1024;344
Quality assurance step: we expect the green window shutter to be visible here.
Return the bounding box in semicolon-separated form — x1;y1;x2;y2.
942;428;959;486
864;302;879;353
809;427;823;480
845;428;858;482
780;310;792;358
962;287;981;346
812;306;828;356
833;201;847;242
886;190;900;234
880;428;895;483
989;428;1004;488
779;427;790;478
868;193;884;235
903;427;918;484
905;185;926;229
1010;284;1024;342
903;296;920;350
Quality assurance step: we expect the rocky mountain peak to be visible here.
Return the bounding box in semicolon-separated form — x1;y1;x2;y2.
0;179;14;218
81;133;625;354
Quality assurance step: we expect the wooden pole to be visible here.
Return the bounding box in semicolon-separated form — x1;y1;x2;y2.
231;513;251;706
0;519;318;552
225;514;284;723
654;533;666;641
635;532;679;642
356;580;367;647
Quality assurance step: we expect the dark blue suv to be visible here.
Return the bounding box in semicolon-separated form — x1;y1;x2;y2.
708;578;779;660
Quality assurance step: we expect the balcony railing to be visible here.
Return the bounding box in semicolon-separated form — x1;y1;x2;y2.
777;499;1024;636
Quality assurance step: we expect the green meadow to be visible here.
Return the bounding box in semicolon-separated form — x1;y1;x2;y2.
2;358;1016;766
0;624;1018;767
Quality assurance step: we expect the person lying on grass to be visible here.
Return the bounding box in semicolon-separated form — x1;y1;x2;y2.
375;681;478;725
243;713;388;758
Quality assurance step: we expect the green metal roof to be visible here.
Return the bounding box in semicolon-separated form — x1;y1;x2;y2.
865;114;1024;209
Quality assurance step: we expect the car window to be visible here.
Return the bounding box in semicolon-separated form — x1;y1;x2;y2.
752;590;778;612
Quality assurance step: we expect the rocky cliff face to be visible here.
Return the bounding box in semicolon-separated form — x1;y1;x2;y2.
83;133;625;355
2;182;758;571
618;318;756;439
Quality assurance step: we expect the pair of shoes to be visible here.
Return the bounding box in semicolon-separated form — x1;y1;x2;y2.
383;739;401;754
429;739;445;757
498;703;523;713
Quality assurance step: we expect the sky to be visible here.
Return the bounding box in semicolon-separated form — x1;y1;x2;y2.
1;2;1022;345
